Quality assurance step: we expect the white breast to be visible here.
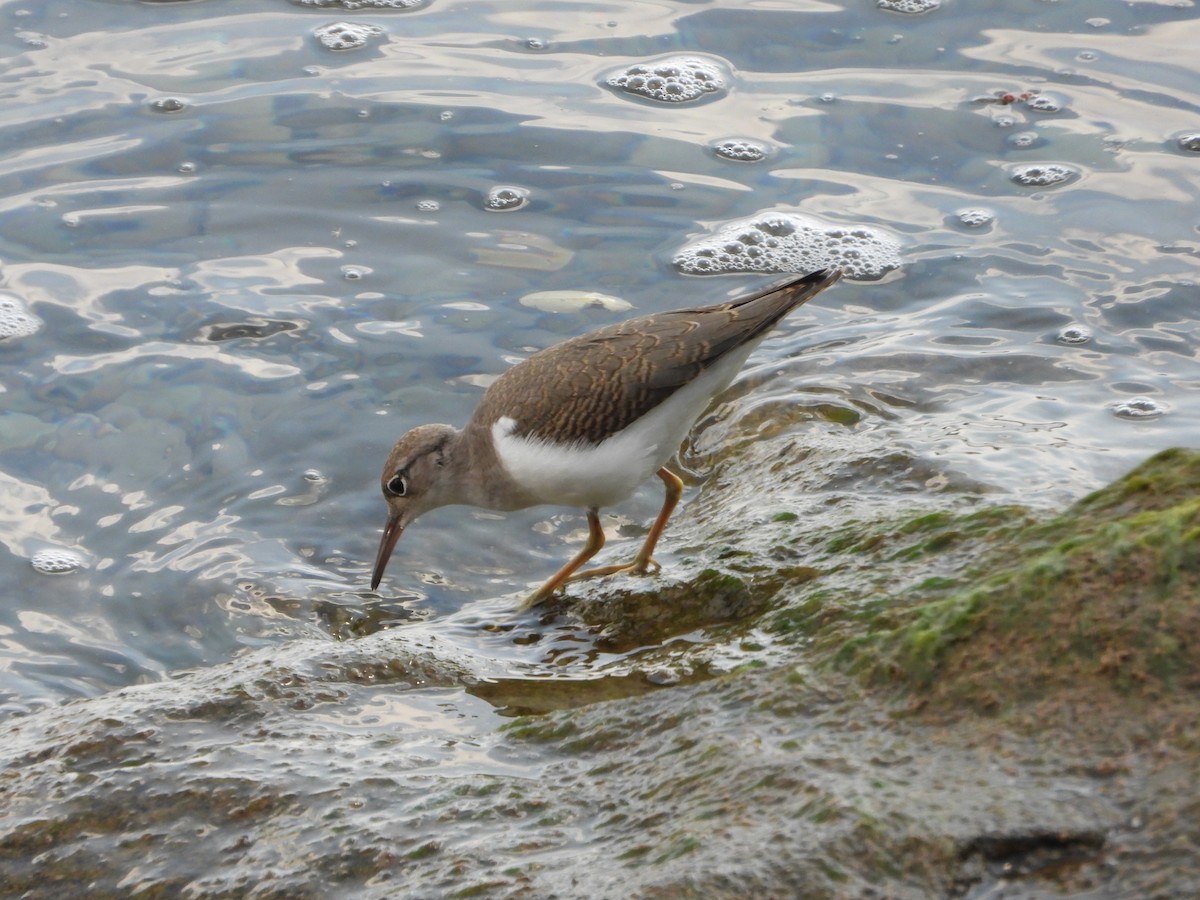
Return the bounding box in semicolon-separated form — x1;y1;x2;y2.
490;340;760;510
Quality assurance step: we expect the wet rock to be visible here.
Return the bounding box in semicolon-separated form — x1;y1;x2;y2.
3;450;1200;897
835;448;1200;709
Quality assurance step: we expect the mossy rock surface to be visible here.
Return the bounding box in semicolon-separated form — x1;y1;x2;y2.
833;448;1200;709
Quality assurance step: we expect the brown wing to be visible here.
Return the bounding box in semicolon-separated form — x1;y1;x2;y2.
469;269;841;445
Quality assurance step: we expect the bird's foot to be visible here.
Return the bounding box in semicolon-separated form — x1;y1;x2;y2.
519;557;662;611
565;556;661;583
518;584;558;611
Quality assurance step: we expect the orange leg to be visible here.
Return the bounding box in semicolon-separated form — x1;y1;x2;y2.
565;466;683;582
521;507;606;609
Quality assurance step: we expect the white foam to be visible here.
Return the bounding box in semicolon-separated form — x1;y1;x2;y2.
313;22;384;51
674;212;901;281
31;549;83;575
607;57;725;104
0;295;41;340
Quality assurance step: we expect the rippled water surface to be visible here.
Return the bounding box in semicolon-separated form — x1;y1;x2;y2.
1;0;1198;721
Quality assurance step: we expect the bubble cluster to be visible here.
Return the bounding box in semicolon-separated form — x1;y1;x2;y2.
606;57;725;103
1177;133;1200;152
0;295;41;340
1112;396;1165;419
1007;131;1039;149
674;213;901;281
313;22;384;51
485;186;530;211
713;139;768;162
955;208;994;228
415;199;440;212
1057;325;1091;344
1010;163;1077;187
31;549;83;575
1024;94;1062;113
877;0;940;13
294;0;421;8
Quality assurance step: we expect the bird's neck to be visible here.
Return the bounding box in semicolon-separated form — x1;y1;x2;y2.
448;422;530;511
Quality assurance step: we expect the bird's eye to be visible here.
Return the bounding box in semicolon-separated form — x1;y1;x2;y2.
385;474;408;497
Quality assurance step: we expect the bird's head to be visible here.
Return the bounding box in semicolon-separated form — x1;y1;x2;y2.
371;423;461;590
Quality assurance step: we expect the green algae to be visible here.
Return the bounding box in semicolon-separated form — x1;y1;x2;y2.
830;448;1200;706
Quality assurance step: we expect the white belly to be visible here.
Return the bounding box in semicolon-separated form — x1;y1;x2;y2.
490;341;758;509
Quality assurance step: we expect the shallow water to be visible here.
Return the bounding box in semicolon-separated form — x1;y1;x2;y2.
1;0;1198;724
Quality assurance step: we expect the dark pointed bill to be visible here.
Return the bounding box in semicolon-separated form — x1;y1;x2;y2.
370;515;403;590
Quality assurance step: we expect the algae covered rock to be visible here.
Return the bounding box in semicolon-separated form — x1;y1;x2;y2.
836;448;1200;709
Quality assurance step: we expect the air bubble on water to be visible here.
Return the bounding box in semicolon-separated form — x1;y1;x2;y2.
416;199;440;212
1112;397;1165;419
0;294;42;340
293;0;423;8
485;186;530;211
304;469;328;483
177;161;197;174
956;208;994;228
525;38;546;50
439;110;454;121
1007;131;1039;149
713;139;769;162
342;265;370;280
1057;325;1091;344
674;212;901;281
877;0;941;13
313;22;384;51
606;56;726;104
31;549;84;576
1024;94;1062;113
1010;163;1076;187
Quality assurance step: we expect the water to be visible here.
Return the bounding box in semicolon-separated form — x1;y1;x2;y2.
1;0;1198;808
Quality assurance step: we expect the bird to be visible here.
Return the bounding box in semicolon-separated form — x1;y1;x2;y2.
370;268;842;609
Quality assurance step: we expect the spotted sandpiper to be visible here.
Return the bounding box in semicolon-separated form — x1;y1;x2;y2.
371;268;842;608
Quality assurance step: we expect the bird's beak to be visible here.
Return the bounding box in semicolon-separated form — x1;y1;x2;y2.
370;514;403;590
